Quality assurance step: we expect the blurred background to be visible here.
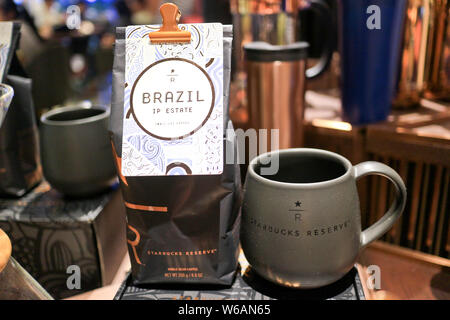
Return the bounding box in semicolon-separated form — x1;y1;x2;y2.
0;0;207;115
0;0;339;117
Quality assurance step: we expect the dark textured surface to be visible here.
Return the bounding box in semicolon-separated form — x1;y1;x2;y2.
0;22;42;197
0;75;42;197
114;262;365;300
0;181;117;299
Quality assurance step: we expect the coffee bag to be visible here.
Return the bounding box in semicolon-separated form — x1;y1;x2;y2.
110;24;241;285
0;22;42;197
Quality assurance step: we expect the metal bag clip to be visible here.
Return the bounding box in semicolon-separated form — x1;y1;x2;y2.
148;3;191;44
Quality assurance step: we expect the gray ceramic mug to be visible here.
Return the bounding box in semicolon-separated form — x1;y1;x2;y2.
40;106;116;197
241;148;407;288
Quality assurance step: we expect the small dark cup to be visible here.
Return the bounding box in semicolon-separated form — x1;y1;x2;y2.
40;106;116;197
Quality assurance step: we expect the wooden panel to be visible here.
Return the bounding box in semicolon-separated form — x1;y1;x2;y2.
416;164;430;251
426;166;443;253
358;241;450;300
366;129;450;167
434;169;449;256
408;162;423;248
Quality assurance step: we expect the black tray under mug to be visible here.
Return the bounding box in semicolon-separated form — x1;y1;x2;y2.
114;265;365;300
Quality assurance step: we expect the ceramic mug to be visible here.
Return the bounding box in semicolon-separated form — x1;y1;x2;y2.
241;148;407;288
40;106;116;197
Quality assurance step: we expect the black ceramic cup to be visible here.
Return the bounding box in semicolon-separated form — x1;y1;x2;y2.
40;106;116;197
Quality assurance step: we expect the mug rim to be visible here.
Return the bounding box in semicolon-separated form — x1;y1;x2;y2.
40;105;109;126
248;148;353;188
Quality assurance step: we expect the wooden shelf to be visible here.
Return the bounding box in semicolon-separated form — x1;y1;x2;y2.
358;241;450;300
304;91;450;259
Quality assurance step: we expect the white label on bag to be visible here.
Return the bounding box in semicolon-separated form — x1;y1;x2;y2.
130;58;214;140
122;24;224;176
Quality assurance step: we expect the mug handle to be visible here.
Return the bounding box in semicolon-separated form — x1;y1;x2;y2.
353;162;407;248
302;0;334;79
